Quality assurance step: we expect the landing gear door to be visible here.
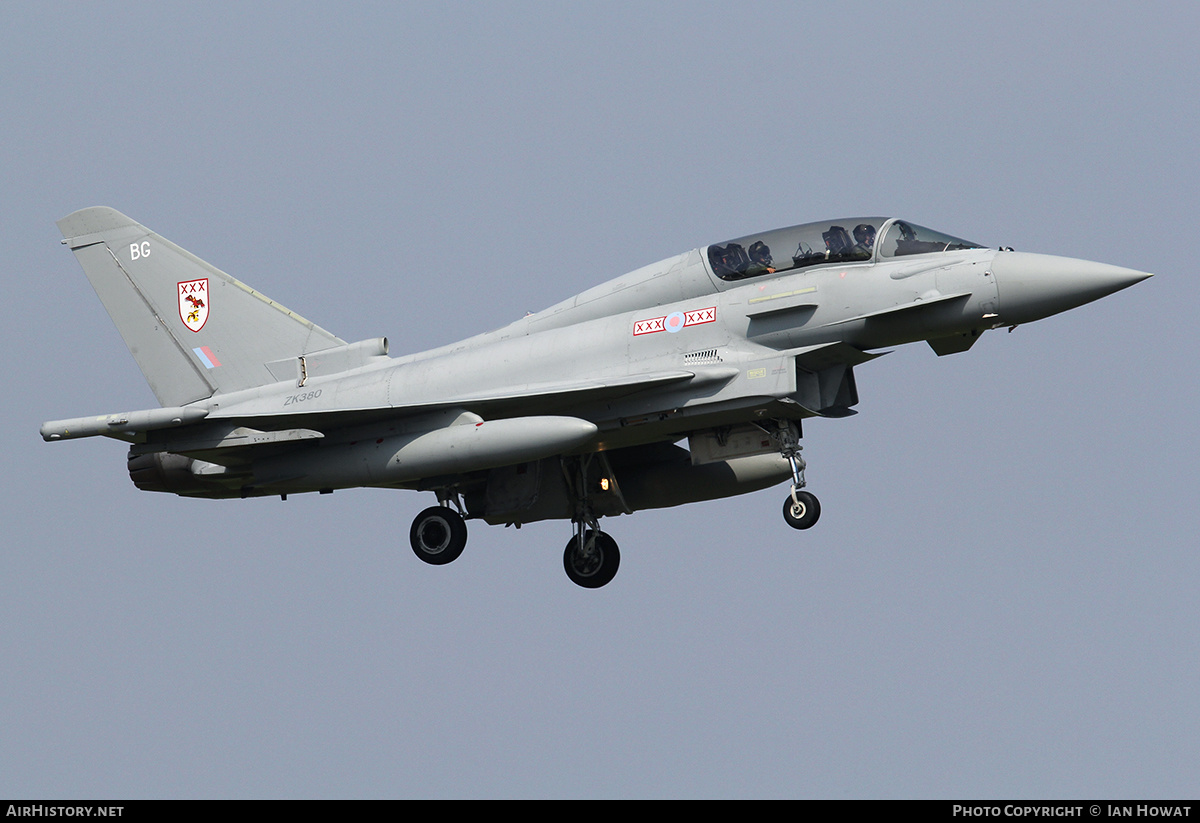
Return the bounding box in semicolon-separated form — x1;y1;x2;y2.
689;424;776;466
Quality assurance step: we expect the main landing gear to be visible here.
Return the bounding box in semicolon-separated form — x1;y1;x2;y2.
563;525;620;589
410;504;468;565
562;454;621;588
407;491;622;589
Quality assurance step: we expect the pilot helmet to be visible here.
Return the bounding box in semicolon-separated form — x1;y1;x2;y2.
748;240;772;265
853;224;876;246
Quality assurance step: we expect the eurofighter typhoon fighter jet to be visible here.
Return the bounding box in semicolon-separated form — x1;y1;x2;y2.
42;208;1151;587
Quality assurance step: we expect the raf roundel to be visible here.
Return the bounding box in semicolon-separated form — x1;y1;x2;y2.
664;311;685;333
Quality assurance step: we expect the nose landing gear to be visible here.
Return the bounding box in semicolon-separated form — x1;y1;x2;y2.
768;419;821;531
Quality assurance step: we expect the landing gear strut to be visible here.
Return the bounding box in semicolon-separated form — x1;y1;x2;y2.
768;420;821;530
561;455;621;588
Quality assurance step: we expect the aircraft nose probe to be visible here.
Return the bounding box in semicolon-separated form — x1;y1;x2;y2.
990;251;1153;326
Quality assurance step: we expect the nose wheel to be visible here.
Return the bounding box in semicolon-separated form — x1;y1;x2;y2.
783;489;821;530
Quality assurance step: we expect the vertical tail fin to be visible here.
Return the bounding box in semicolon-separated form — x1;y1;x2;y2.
57;207;345;406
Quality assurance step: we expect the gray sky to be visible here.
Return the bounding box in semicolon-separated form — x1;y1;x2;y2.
2;2;1196;798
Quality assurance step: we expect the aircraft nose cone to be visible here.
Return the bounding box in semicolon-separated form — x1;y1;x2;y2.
991;251;1152;325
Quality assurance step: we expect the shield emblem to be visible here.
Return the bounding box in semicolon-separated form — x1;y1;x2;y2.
178;278;209;332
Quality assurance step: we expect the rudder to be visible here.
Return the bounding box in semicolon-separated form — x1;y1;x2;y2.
57;207;345;406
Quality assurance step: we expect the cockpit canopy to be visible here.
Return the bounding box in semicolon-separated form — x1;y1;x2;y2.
705;218;985;281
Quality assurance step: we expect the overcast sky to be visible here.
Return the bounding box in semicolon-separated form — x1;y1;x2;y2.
2;2;1196;799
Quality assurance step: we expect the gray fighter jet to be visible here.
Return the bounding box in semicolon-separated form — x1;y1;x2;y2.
42;208;1151;587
